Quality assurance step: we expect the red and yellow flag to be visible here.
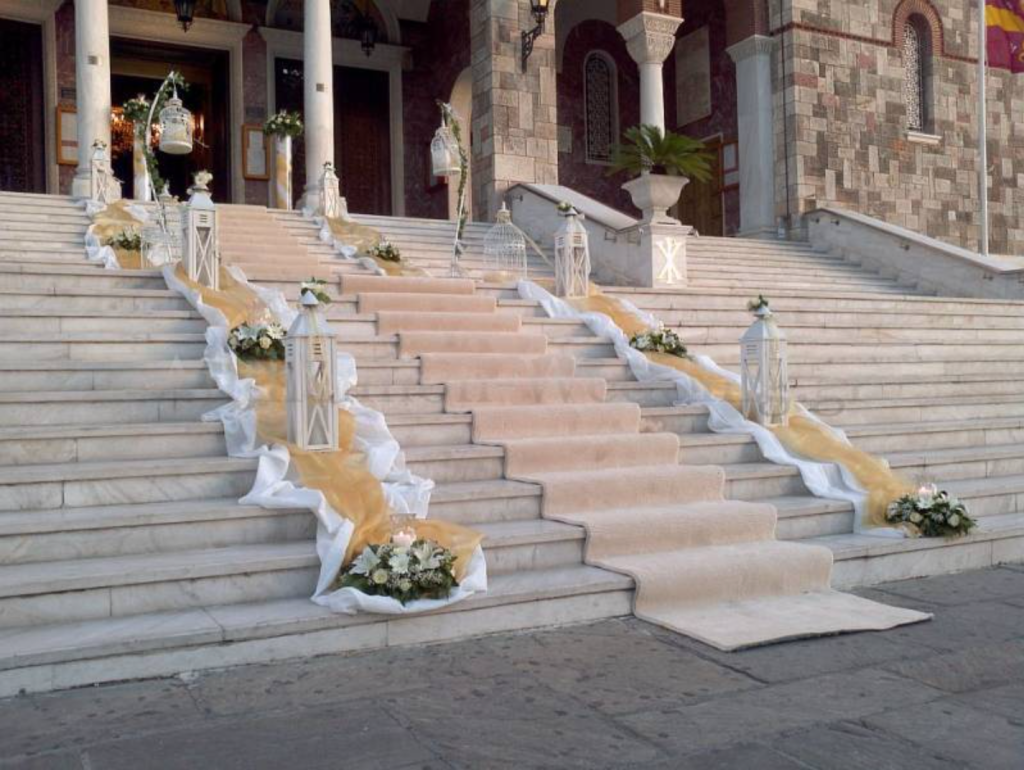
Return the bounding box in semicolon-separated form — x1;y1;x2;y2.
988;0;1024;72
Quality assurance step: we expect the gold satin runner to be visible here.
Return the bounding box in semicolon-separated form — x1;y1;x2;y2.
91;199;146;270
571;287;915;530
176;264;482;577
324;216;430;277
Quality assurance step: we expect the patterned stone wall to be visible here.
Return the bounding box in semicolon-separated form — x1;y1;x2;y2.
771;0;1024;254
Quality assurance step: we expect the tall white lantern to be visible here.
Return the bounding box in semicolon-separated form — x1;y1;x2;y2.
89;141;122;205
181;171;219;288
158;89;194;155
318;162;347;220
483;202;528;279
431;123;460;178
286;293;339;452
554;207;591;298
740;305;790;426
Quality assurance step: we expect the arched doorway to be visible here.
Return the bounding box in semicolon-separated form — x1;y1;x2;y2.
448;67;473;222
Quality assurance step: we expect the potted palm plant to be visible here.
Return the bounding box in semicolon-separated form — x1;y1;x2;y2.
610;125;713;224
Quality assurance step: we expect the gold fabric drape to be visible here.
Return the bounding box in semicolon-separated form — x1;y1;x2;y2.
176;264;482;577
571;287;915;530
325;216;431;277
91;199;146;269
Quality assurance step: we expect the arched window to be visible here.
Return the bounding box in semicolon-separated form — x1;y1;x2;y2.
584;52;617;163
903;14;933;132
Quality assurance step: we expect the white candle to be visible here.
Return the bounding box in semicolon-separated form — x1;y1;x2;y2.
392;529;416;548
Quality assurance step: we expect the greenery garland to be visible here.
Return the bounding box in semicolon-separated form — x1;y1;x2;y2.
437;101;469;246
120;72;188;196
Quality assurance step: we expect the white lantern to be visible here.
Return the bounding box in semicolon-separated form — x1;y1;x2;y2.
554;207;591;298
318;162;347;220
740;305;790;426
286;293;339;452
180;171;219;288
483;202;528;279
89;141;122;205
431;123;460;178
158;89;194;155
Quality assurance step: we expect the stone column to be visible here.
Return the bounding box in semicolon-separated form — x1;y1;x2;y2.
470;0;559;221
728;35;777;238
71;0;112;199
301;0;335;213
617;12;682;132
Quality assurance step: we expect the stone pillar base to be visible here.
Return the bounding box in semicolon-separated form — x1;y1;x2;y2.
594;222;689;289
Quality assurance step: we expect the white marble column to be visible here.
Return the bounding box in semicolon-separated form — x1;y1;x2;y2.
728;35;777;238
301;0;335;212
617;12;682;132
71;0;112;198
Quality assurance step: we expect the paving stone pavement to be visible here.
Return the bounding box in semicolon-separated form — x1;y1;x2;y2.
3;566;1024;770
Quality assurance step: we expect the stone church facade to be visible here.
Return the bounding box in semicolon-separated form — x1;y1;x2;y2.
0;0;1019;253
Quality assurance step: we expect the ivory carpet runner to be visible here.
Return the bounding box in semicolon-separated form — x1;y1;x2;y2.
344;274;929;650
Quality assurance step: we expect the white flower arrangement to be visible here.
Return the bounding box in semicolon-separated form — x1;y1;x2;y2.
228;321;286;361
629;327;689;358
300;277;331;305
263;110;304;138
105;227;142;252
886;484;977;538
368;240;402;263
339;538;459;604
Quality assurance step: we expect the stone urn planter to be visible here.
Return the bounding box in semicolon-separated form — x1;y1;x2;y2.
622;172;689;225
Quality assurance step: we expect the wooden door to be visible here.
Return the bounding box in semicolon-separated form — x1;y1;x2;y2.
0;19;45;193
674;136;723;237
336;67;391;216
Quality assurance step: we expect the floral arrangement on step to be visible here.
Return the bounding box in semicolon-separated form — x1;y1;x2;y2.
339;536;459;605
228;321;286;361
105;227;142;253
263;110;304;138
886;484;977;538
300;278;332;305
630;327;689;358
368;240;402;263
747;295;771;313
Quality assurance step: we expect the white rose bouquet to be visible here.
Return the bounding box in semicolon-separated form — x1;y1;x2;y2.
228;321;286;362
368;240;402;263
886;485;976;538
339;538;459;604
629;327;689;358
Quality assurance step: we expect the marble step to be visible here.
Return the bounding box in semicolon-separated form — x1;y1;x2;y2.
0;287;191;313
0;388;225;428
0;421;226;466
792;375;1024;402
0;252;95;266
885;443;1024;483
0;332;207;361
0;456;257;513
804;394;1024;427
783;356;1024;381
0;518;592;627
0;564;632;697
0;360;214;392
0;309;206;335
685;262;893;281
671;324;1024;345
349;380;677;416
351;357;633;387
0;264;165;292
845;416;1024;455
339;334;617;361
0;239;84;253
329;313;588;339
815;511;1024;589
681;340;1024;363
651;306;1024;329
688;277;914;294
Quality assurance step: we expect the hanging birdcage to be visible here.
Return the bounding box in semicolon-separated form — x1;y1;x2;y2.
483;202;527;280
554;207;590;298
286;293;339;452
740;305;790;427
158;89;193;155
431;122;460;178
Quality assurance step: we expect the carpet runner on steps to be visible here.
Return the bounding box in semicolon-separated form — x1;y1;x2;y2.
341;274;929;650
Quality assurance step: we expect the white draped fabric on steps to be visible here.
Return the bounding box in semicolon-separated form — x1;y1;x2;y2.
341;273;930;650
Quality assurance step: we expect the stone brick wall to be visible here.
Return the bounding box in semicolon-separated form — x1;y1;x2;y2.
557;19;640;216
772;0;1024;254
401;0;472;220
56;1;76;194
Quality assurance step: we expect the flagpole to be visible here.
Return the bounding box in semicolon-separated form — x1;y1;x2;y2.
978;0;990;257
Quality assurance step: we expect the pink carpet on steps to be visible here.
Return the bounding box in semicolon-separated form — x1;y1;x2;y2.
351;278;930;650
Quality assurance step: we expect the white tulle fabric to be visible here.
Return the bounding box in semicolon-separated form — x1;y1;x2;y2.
162;264;487;615
518;280;904;539
308;214;388;276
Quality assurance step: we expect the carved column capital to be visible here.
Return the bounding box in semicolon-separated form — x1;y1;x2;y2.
616;12;683;66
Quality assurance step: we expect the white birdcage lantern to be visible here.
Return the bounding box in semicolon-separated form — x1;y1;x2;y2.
483;202;527;279
286;293;339;452
158;88;193;155
431;122;461;178
180;171;219;288
740;305;790;427
554;207;591;298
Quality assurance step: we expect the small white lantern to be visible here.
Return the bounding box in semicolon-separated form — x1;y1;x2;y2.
740;304;790;426
286;293;339;452
431;122;461;178
158;88;194;155
318;162;347;220
483;202;528;279
554;207;591;298
89;141;122;205
180;171;219;288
